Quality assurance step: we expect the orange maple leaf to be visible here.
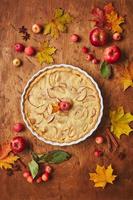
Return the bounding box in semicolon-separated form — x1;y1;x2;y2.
106;11;125;33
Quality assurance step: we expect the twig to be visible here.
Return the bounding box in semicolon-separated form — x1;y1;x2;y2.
106;134;112;152
17;75;23;82
18;159;27;169
25;56;37;66
10;23;17;31
106;128;119;149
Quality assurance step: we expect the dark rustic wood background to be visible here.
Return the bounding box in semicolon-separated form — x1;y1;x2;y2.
0;0;133;200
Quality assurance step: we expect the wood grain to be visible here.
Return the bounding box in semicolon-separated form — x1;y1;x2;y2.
0;0;133;199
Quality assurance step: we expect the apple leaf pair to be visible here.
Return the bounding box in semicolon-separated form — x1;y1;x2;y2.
28;150;71;179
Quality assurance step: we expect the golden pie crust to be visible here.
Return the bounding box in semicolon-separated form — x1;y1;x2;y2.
23;66;101;143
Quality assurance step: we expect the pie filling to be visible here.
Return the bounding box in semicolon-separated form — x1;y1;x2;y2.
23;67;101;143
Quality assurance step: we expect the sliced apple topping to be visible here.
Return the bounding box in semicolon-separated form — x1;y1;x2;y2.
91;108;96;118
68;126;75;137
49;72;60;87
82;123;88;132
35;116;44;125
70;86;77;94
46;88;56;99
89;117;93;124
35;103;48;114
82;108;89;119
76;88;87;101
30;118;36;124
28;95;46;108
47;104;53;115
73;105;84;119
47;114;55;123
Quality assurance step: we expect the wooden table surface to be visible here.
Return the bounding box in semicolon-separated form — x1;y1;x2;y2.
0;0;133;199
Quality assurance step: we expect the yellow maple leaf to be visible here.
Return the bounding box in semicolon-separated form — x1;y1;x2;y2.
110;107;133;138
44;8;73;39
106;11;125;33
89;165;117;188
36;42;56;64
0;155;19;170
121;64;133;91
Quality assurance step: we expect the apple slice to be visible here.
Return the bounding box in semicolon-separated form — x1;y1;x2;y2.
73;106;84;119
91;108;96;118
30;118;36;124
49;72;60;87
47;104;53;115
68;126;75;137
70;86;77;94
28;95;46;108
82;123;88;132
46;88;56;99
76;89;87;101
82;108;89;119
47;114;55;123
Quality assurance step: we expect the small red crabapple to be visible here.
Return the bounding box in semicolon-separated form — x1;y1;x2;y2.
113;33;121;41
27;176;33;183
70;34;80;42
23;171;31;178
42;172;49;182
95;136;104;144
82;46;89;54
94;150;103;157
86;54;94;61
45;165;52;174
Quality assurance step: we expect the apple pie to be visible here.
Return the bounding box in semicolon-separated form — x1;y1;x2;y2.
22;66;102;144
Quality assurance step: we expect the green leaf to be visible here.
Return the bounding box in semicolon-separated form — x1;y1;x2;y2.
38;150;71;164
31;152;40;162
100;61;112;79
28;159;39;179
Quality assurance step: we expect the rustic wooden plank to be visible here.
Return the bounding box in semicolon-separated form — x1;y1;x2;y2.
0;0;133;199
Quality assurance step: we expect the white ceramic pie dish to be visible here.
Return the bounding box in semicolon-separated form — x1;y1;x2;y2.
21;64;103;146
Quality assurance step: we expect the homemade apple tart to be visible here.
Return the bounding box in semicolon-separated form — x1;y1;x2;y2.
22;65;102;144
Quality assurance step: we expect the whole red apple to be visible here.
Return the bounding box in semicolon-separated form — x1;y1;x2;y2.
103;45;121;64
11;136;26;153
89;28;108;47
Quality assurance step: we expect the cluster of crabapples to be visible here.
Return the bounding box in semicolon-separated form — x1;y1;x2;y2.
94;136;104;157
70;27;122;64
13;43;36;67
13;23;42;67
23;165;52;184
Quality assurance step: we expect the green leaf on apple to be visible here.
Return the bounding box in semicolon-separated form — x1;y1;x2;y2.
100;61;112;79
28;159;39;179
